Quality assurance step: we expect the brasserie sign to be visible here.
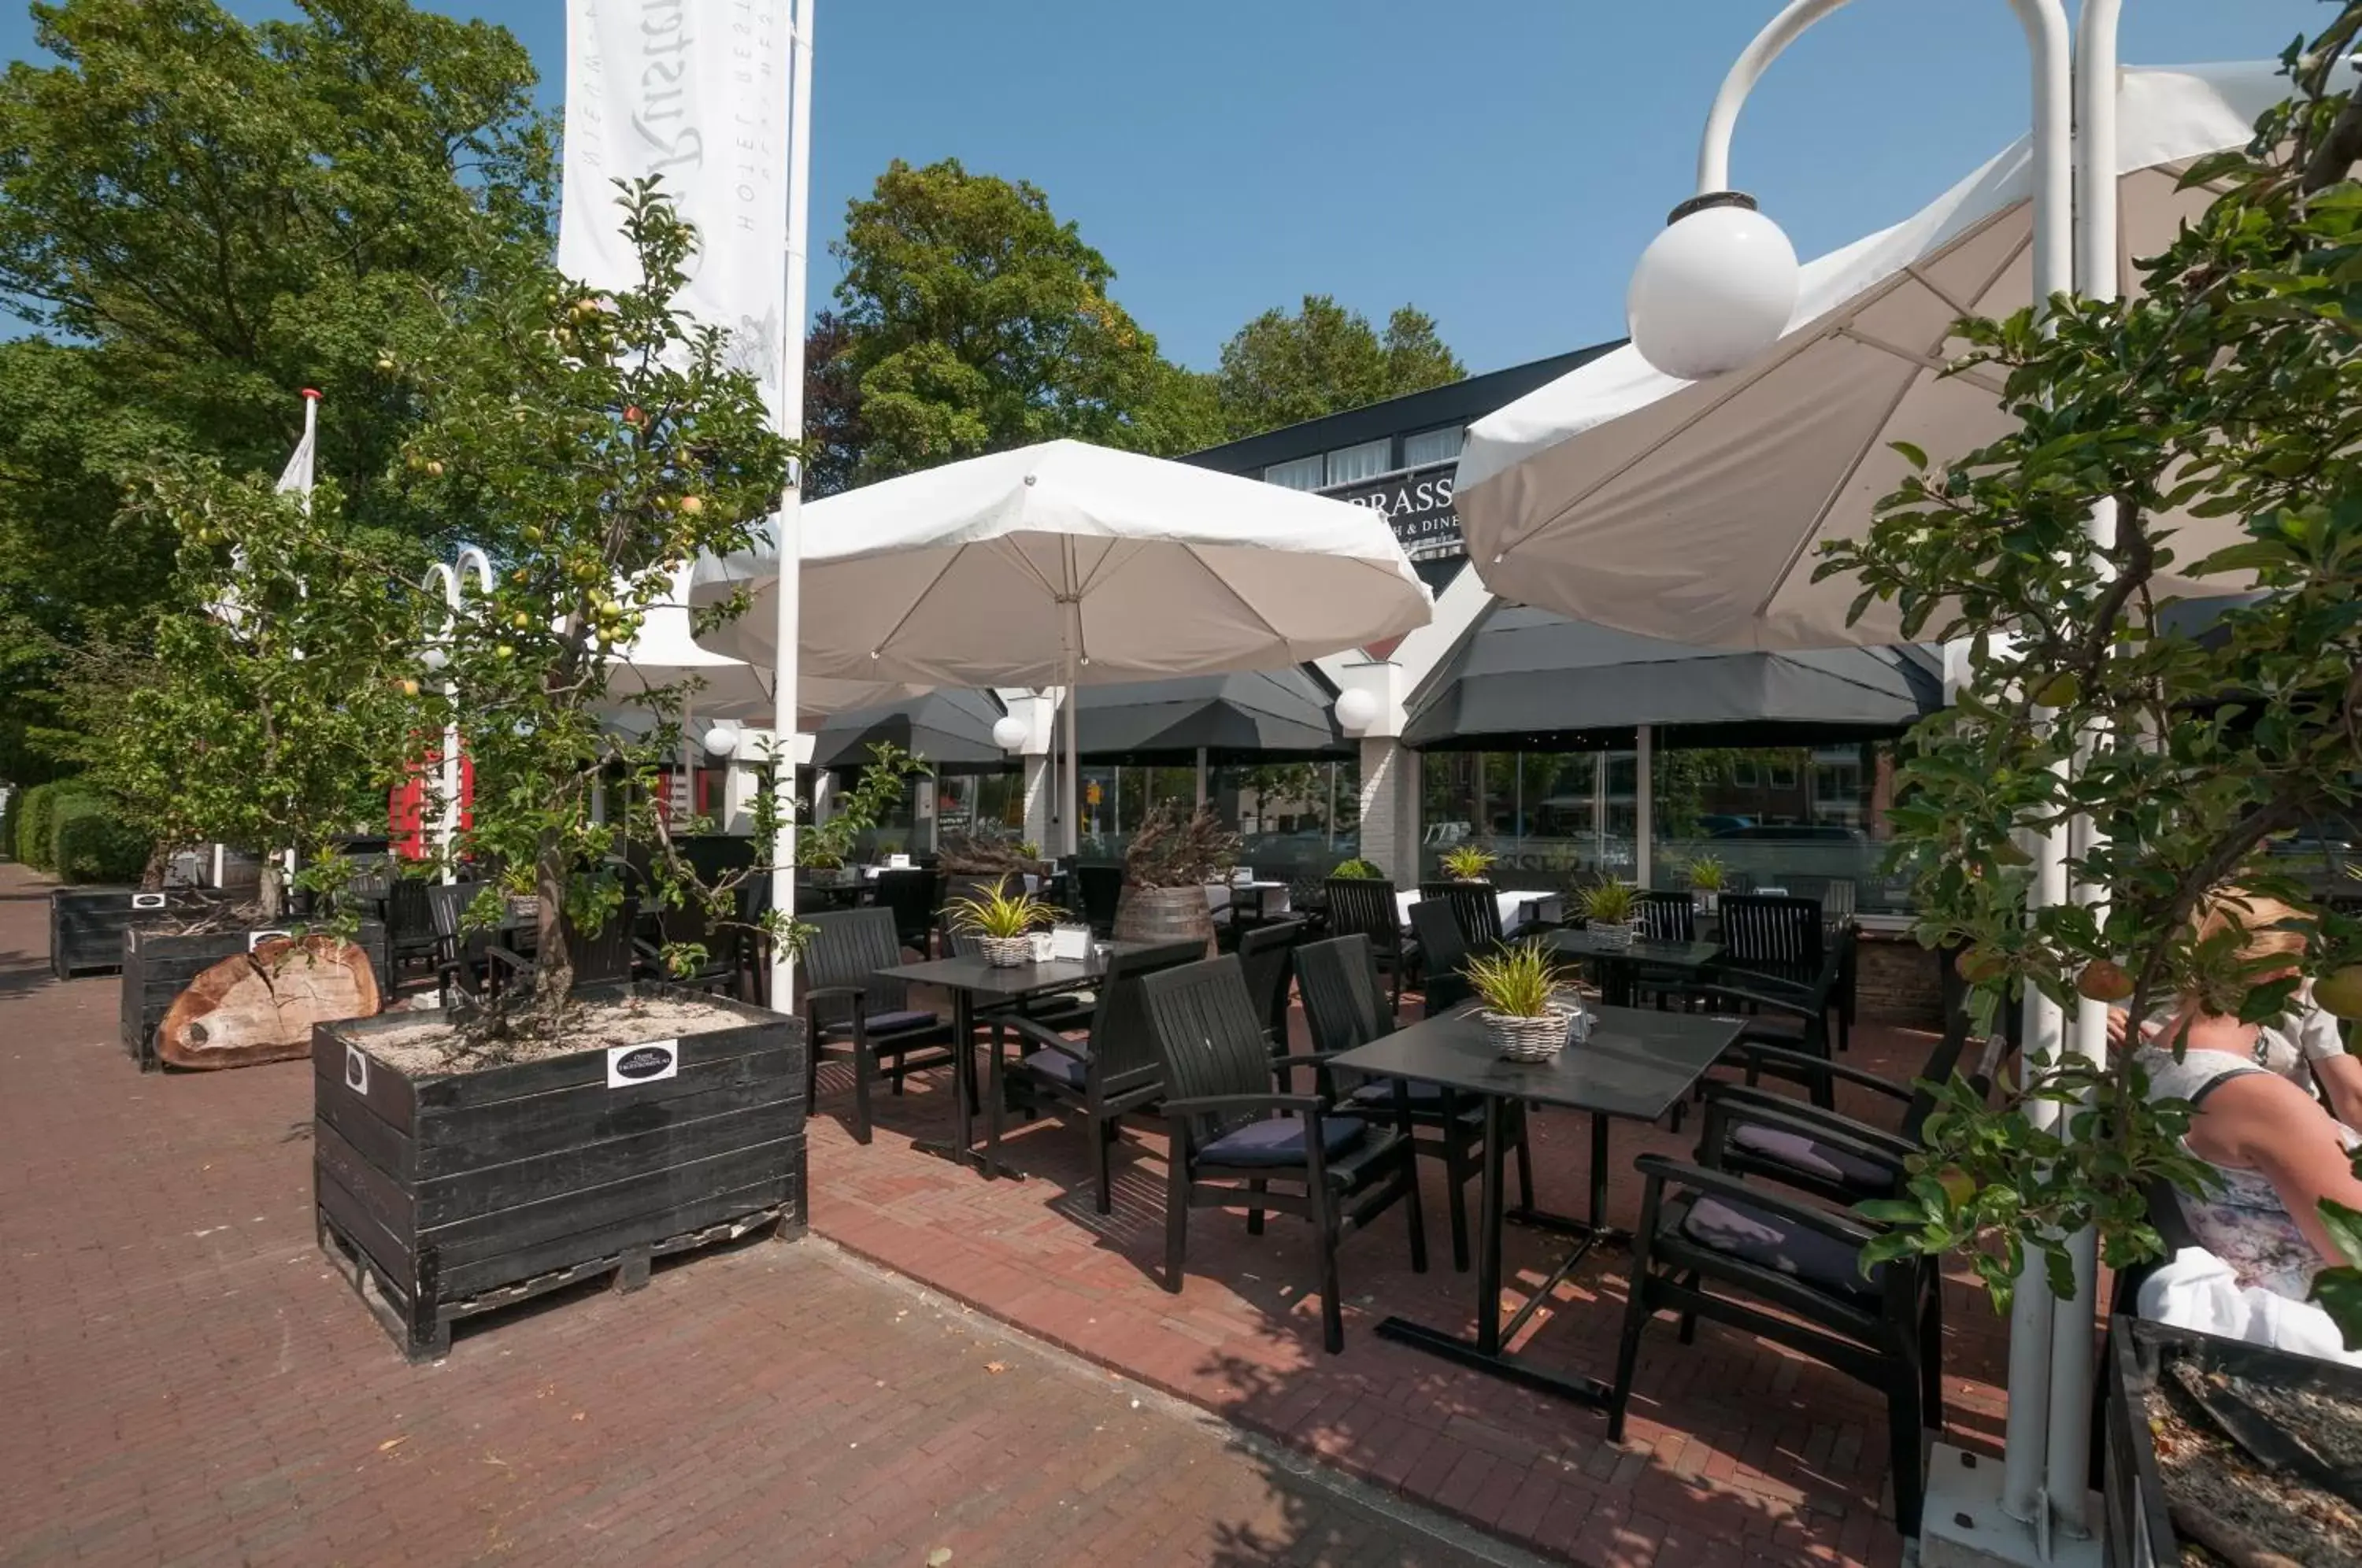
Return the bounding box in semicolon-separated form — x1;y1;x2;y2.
1327;463;1461;560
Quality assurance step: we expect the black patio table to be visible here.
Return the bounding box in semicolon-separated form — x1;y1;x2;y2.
1545;928;1723;1008
871;943;1150;1175
1328;1002;1744;1407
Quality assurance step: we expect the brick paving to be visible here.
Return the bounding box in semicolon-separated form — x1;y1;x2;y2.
0;863;1541;1568
809;956;2014;1568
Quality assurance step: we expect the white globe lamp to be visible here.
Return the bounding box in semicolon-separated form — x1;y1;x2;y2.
1627;193;1799;382
420;644;449;674
1333;688;1380;734
703;727;739;757
990;715;1030;753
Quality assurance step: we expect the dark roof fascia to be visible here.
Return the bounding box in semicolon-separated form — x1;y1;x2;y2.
1177;342;1624;476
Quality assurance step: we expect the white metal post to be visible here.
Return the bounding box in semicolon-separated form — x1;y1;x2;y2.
1634;725;1653;887
1688;0;2082;1538
765;0;813;1011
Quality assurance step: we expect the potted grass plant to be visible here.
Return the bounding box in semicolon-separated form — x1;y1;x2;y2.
1331;857;1383;879
1467;940;1572;1062
946;876;1059;967
1113;804;1238;957
1686;854;1728;915
1439;843;1496;882
1581;879;1641;949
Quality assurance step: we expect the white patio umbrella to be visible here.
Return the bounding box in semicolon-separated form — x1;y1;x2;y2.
1454;61;2286;651
690;438;1432;853
600;567;920;732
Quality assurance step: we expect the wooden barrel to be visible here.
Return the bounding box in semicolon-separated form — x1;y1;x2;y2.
1113;886;1216;959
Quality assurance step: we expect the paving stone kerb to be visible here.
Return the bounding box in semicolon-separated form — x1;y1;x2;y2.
0;864;1517;1568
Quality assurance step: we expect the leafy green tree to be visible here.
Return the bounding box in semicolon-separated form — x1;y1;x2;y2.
400;183;793;1020
1820;15;2362;1315
821;157;1198;481
0;0;551;778
78;464;431;915
1212;295;1464;439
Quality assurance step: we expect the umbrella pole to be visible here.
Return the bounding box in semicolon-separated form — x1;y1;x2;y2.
1063;660;1079;858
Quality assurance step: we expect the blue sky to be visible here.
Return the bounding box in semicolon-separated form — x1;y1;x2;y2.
1;0;2330;372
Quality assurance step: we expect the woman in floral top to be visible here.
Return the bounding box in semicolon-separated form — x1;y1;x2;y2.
2133;891;2362;1300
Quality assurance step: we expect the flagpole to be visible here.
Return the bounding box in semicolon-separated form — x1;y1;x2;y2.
765;0;813;1011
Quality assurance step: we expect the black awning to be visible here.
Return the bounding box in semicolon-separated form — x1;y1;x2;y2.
1402;603;1942;750
812;689;1010;770
1079;668;1346;764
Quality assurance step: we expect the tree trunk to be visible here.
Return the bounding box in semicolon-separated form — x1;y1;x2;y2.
258;856;286;920
534;834;572;1009
157;934;379;1069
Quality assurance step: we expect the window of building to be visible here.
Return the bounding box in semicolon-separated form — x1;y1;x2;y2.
1263;455;1324;491
1325;438;1393;487
1402;426;1463;469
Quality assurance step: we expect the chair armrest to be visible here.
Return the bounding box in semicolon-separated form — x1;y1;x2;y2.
1162;1092;1327;1118
1693;973;1822;1015
484;945;532;975
1700;1090;1919;1171
1634;1154;1883;1252
999;1015;1087;1060
1724;1042;1908;1100
1269;1052;1356;1071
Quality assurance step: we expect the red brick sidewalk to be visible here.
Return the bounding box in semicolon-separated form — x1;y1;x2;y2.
0;864;1535;1568
807;961;2012;1568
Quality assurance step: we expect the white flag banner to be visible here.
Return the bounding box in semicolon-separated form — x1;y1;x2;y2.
558;0;795;426
276;389;319;499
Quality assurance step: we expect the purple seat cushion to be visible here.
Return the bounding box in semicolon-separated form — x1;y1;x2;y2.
1020;1049;1088;1089
863;1008;939;1035
1201;1115;1366;1168
1731;1124;1896;1193
1678;1194;1876;1303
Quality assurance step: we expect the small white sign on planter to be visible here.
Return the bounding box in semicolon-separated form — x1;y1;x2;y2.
606;1039;680;1089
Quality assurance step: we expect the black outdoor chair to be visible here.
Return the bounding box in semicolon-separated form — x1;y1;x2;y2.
1635;890;1697;942
1717;893;1828;987
1612;1099;1944;1539
1073;864;1125;938
1419;881;1504;949
1141;953;1427;1354
1234;919;1309;1047
428;882;530;1007
383;876;439;986
1705;944;1983;1208
872;867;940;957
1321;877;1416;1016
633;887;751;999
991;940;1204;1213
798;907;956;1145
1296;934;1527;1274
1405;899;1476;1013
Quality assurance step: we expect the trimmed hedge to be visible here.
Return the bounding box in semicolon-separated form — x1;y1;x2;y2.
0;788;17;863
16;780;92;871
50;794;151;885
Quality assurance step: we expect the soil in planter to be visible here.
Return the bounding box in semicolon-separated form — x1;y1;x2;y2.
361;993;751;1075
2148;1356;2362;1566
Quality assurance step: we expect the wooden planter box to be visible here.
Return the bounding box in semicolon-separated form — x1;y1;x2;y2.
2104;1315;2362;1567
49;886;197;979
313;983;806;1361
120;920;389;1071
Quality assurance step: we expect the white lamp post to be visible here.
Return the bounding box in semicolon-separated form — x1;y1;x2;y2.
764;0;816;1011
1639;0;2118;1548
420;547;494;886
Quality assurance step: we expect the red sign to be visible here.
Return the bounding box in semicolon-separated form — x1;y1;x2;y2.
389;745;472;860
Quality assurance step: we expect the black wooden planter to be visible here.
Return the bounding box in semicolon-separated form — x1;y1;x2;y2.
120;920;389;1071
49;886;198;979
313;982;806;1361
2105;1315;2362;1567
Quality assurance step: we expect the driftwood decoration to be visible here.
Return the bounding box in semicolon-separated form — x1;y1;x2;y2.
158;934;381;1070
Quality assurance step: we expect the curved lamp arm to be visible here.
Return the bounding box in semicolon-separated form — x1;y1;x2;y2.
1690;0;2073;306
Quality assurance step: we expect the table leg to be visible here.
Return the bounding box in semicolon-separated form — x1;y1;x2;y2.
986;1019;1005;1178
1475;1092;1505;1356
1375;1092;1617;1409
1589;1112;1611;1234
953;990;975;1163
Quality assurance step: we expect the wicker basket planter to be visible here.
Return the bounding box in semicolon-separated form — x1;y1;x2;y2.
1483;1009;1569;1063
1587;919;1641;949
976;934;1034;968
